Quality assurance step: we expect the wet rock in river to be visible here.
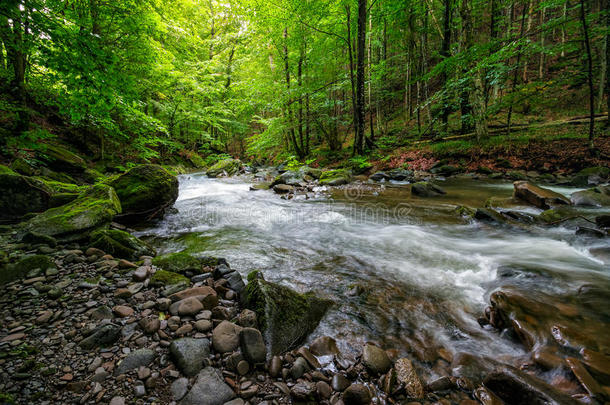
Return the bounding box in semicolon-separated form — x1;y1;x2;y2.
571;185;610;207
362;343;392;375
343;383;372;405
513;181;570;209
309;335;340;356
411;181;446;197
319;169;352;186
206;158;242;178
393;358;425;398
243;270;331;355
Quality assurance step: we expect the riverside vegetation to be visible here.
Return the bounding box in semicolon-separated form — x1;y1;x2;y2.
1;0;610;404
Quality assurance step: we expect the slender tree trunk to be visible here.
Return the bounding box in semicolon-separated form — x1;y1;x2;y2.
561;1;567;57
579;0;595;148
522;0;534;83
297;50;304;155
353;0;367;155
597;0;608;112
368;7;374;141
606;0;610;126
440;0;452;133
89;0;101;35
283;28;302;158
225;45;235;89
507;1;529;136
539;5;545;79
346;5;358;149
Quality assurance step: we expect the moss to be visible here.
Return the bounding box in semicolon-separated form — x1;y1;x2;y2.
89;229;155;260
40;143;86;172
319;169;352;186
0;165;17;175
21;232;57;247
188;152;206;168
538;207;575;224
244;270;331;355
49;192;79;207
108;164;178;221
82;168;105;183
10;158;37;176
152;252;204;274
150;269;189;286
206;159;242;178
34;178;85;194
454;205;476;219
23;184;121;239
1;255;55;284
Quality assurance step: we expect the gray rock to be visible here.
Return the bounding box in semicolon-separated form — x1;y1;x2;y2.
79;324;121;350
212;321;242;353
239;328;266;364
171;377;189;401
362;344;391;374
90;305;114;320
225;271;246;296
290;357;309;379
170;338;210;377
115;349;155;375
109;397;126;405
411;181;446;197
179;367;236;405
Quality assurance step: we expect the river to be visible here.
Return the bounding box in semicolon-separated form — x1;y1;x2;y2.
137;172;610;383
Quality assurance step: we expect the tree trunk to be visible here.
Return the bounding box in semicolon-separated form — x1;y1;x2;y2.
353;0;367;155
283;28;302;158
440;0;452;132
225;45;235;89
368;7;374;141
507;1;529;136
539;5;545;79
606;0;610;126
579;0;595;148
346;5;358;149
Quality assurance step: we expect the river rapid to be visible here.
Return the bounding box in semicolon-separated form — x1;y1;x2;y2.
137;172;610;383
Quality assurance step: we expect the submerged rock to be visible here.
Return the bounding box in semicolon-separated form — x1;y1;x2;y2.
23;184;121;240
89;229;155;260
513;181;570;209
243;270;331;355
109;164;178;222
411;181;446;197
206;158;242;178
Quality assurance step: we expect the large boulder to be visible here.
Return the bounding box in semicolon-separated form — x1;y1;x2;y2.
39;143;86;173
0;168;51;221
89;229;155;260
206;159;242;178
23;184;121;240
243;270;331;355
571;186;610;207
570;166;610;187
513;181;570;209
319;169;352;186
109;165;178;222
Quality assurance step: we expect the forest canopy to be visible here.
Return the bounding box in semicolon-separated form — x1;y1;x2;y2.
0;0;608;166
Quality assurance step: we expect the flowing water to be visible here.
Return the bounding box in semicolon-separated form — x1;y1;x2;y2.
137;173;610;382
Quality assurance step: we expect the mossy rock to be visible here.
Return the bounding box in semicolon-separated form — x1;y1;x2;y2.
474;208;506;224
570;186;610;207
411;181;446;197
301;167;322;180
0;165;16;175
21;232;57;247
570;166;610;187
506;171;528;181
319;169;352;186
89;229;155;260
0;172;51;221
82;168;105;184
23;184;121;240
49;193;79;207
150;269;189;287
109;164;179;222
206;159;242;178
1;254;55;284
454;205;476;219
431;165;461;177
152;252;217;274
537;207;576;224
34;178;85;194
38;167;77;184
244;270;332;355
188;152;206;168
10;158;38;176
39;143;86;172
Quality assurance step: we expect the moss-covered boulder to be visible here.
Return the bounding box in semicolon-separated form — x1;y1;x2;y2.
411;181;446;197
35;178;85;194
40;143;86;172
319;169;352;186
49;193;79;207
570;186;610;207
1;254;55;284
10;158;38;176
152;252;220;274
109;164;179;222
150;269;189;287
89;229;155;260
570;166;610;187
537;207;575;224
23;184;121;240
187;152;206;168
244;270;332;355
0;170;52;221
206;159;242;178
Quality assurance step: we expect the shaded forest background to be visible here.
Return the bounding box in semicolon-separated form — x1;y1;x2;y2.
0;0;608;170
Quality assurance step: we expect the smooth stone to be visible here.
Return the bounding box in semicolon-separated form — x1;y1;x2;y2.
109;397;125;405
362;344;391;374
239;327;267;364
79;324;121;350
290;357;309;379
171;377;189;401
298;346;321;369
269;356;282;378
212;320;242;353
179;367;236;405
332;373;350;392
138;316;160;335
114;349;155;375
194;319;212;332
394;358;424;398
343;384;372;405
113;305;134;318
309;335;340;356
169;338;210;377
